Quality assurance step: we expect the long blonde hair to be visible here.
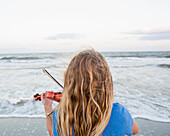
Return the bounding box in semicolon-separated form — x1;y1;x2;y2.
56;49;113;136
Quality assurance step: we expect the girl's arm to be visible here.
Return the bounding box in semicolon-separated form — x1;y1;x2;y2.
41;93;54;136
132;120;139;135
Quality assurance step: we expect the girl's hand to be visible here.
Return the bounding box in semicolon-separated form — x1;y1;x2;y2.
41;91;53;113
41;91;54;136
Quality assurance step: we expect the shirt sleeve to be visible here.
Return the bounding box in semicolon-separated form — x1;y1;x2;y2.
53;111;58;136
123;106;133;136
102;103;133;136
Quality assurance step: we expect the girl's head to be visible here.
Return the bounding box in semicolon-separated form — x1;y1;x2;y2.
57;49;113;136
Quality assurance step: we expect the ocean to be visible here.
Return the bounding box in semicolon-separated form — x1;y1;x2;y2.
0;51;170;122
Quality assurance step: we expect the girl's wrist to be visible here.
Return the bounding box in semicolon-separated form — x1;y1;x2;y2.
44;106;52;113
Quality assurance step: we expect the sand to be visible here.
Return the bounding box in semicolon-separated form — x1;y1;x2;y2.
0;117;49;136
0;117;170;136
135;118;170;136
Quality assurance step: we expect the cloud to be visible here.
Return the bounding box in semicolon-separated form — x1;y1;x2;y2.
125;27;170;40
129;29;170;35
46;33;82;40
140;34;170;40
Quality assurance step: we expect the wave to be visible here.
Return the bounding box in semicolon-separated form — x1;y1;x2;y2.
158;64;170;68
165;55;170;58
0;57;14;60
107;55;169;58
0;56;41;60
111;64;153;68
102;51;170;58
1;52;170;61
133;115;170;123
108;56;148;58
7;97;32;105
0;65;61;71
0;114;45;118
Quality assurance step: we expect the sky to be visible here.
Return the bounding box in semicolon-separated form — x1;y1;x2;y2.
0;0;170;53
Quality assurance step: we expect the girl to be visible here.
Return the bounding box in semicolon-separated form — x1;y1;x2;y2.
41;49;139;136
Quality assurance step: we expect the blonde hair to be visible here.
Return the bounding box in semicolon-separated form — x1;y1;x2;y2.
56;49;113;136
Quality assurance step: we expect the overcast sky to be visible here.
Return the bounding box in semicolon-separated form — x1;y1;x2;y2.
0;0;170;53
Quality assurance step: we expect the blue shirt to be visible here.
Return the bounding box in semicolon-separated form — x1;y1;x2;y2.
53;103;133;136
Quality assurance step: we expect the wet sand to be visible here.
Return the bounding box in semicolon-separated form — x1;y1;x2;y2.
135;118;170;136
0;117;49;136
0;117;170;136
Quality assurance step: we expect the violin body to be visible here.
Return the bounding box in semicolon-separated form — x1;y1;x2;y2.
34;69;63;103
33;91;62;102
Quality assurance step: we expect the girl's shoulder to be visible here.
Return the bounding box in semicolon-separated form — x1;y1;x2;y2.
112;102;124;110
102;103;133;135
111;102;132;121
112;102;127;115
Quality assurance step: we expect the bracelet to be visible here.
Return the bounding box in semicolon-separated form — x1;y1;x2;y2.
46;112;50;117
46;110;53;117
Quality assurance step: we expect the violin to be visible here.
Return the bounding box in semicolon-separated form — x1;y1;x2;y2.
33;91;62;102
33;69;64;103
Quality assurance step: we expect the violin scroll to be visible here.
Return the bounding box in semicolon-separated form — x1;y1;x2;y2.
33;93;41;101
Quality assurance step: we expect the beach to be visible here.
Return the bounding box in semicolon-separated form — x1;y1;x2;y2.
0;51;170;135
135;118;170;136
0;117;48;136
0;117;170;136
